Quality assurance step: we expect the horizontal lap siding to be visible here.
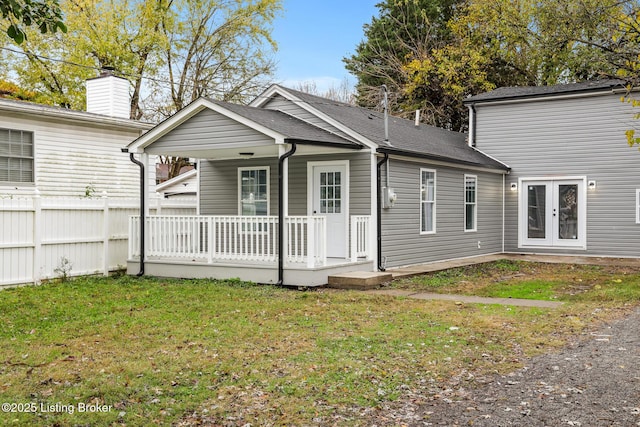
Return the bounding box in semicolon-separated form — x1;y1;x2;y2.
148;109;272;154
200;158;279;215
0;112;146;198
476;93;640;257
200;152;372;217
381;159;503;268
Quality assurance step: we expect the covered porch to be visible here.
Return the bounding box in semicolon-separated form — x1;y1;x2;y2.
123;96;378;286
127;214;374;286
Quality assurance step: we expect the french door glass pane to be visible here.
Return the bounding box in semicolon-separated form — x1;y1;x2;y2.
558;184;578;240
527;185;546;239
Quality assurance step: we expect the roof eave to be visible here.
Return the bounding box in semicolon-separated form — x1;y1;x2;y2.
377;146;510;173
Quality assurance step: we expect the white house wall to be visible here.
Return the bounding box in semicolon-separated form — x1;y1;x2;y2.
0;111;151;198
475;92;640;257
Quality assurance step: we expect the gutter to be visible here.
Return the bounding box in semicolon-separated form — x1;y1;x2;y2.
376;152;389;271
277;142;297;286
123;148;145;276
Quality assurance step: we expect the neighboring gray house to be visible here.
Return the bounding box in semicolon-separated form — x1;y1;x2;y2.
464;79;640;258
124;84;509;285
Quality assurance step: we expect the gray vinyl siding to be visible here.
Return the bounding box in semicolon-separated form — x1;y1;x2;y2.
380;159;503;268
475;92;640;257
200;151;372;216
200;158;279;215
262;95;354;141
147;108;272;155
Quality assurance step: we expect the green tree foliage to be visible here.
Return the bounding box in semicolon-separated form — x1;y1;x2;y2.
347;0;638;132
4;0;281;120
0;0;66;44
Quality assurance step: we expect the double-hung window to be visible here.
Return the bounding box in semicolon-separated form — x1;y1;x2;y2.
238;167;269;216
420;169;436;233
465;175;477;231
0;128;34;184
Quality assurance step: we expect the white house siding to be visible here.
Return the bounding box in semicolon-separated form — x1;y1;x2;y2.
380;159;504;268
0;110;150;198
474;92;640;257
199;151;371;217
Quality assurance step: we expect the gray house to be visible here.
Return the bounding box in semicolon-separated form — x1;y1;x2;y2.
464;79;640;258
124;84;509;285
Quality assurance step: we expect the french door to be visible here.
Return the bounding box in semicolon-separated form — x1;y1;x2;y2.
520;178;586;248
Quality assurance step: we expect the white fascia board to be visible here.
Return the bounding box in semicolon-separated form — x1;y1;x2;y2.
126;98;286;153
252;85;378;150
467;88;615;107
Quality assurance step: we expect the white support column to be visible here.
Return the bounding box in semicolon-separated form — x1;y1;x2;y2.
142;152;150;263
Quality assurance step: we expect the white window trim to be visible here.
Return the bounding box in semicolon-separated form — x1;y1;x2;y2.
464;174;477;232
237;166;270;216
420;168;436;234
0;127;35;185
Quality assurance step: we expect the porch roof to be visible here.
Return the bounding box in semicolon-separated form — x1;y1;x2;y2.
125;97;362;158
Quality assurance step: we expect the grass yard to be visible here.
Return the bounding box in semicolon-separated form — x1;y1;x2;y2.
1;261;639;426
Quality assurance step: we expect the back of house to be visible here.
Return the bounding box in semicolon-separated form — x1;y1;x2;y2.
465;79;640;258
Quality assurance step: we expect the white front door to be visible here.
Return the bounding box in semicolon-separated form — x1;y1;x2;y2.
520;178;586;248
311;162;348;258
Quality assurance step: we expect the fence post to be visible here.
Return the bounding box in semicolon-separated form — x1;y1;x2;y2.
306;217;315;268
350;216;357;263
32;190;42;284
102;192;109;276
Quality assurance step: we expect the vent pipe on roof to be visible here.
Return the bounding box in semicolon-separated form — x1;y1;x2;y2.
381;85;391;146
414;110;420;127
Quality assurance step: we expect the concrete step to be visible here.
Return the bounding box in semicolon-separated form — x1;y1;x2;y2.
327;271;393;290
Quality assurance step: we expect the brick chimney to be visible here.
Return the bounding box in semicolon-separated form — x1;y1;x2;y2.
86;67;131;119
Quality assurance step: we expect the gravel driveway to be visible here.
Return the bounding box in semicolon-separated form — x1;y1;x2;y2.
367;307;640;426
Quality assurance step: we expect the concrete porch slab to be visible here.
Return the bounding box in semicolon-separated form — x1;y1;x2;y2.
328;271;393;290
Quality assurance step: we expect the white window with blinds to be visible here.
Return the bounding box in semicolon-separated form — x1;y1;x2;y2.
0;128;34;183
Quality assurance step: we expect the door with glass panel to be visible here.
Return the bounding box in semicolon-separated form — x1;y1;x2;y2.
312;164;347;258
521;179;585;248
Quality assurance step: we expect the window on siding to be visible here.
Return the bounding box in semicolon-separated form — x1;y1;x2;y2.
465;175;477;231
420;169;436;233
239;167;269;216
0;128;33;183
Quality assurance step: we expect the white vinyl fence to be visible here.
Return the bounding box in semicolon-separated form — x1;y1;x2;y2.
0;194;196;287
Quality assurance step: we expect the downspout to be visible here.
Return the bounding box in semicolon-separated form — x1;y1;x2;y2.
127;151;145;276
376;152;389;271
277;142;297;286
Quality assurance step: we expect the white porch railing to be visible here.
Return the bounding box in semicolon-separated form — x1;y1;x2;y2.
129;215;372;268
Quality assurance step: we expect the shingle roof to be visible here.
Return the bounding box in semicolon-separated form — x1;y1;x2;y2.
280;87;508;170
208;99;362;148
464;79;627;104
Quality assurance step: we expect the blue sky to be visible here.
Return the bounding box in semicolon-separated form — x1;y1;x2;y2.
271;1;379;92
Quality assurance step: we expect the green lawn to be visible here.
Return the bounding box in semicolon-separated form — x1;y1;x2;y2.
1;262;639;426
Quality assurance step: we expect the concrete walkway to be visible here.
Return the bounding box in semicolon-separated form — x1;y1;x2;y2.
367;289;564;308
366;253;640;308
